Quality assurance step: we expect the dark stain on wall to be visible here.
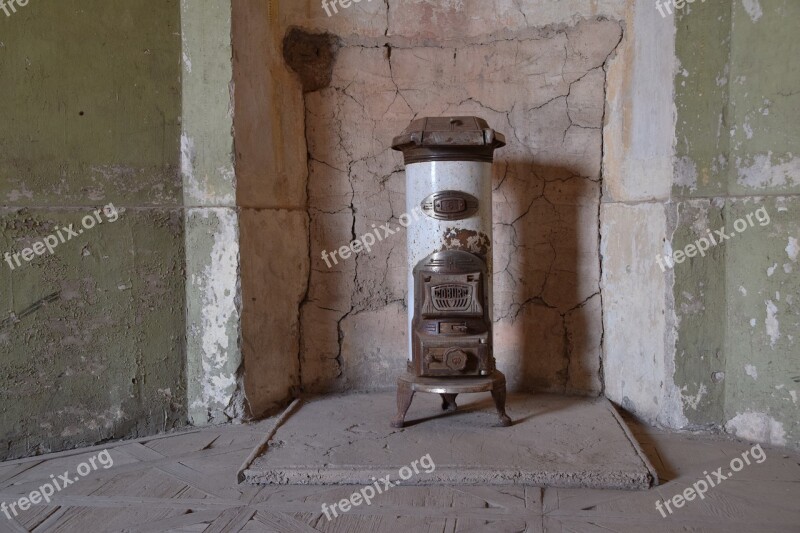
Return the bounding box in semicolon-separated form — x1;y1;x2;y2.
283;27;341;93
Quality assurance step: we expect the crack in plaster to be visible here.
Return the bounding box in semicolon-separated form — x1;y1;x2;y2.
296;18;623;393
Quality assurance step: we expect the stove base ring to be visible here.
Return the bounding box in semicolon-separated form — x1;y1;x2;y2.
390;371;512;428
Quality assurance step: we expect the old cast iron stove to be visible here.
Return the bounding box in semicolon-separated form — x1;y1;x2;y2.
390;117;511;428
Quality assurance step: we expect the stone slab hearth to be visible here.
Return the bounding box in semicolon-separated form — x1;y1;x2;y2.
243;392;657;490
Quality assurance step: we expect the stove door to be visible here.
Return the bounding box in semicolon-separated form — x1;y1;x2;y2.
415;338;489;377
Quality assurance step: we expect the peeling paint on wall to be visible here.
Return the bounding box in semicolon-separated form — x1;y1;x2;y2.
764;300;780;348
726;412;786;447
740;0;763;22
786;237;799;261
198;212;239;401
182;0;242;425
736;153;800;189
673;0;799;448
186;209;241;424
181;134;196;189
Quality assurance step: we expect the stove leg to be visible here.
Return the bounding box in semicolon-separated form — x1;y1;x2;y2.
491;383;512;427
440;393;458;411
391;381;415;428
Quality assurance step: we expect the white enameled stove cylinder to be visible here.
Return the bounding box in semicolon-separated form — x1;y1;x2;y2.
405;160;494;361
391;116;505;367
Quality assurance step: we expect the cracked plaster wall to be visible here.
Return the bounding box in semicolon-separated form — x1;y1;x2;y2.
237;0;798;451
236;0;639;399
301;19;623;394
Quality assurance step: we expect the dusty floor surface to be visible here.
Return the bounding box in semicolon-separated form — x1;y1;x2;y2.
0;403;798;532
244;393;655;489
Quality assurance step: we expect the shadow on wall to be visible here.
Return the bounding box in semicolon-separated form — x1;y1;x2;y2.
278;20;618;398
492;159;602;395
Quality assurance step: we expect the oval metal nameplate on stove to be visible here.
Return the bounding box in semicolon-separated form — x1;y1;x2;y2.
420;190;479;221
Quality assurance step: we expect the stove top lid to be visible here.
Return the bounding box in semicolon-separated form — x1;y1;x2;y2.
391;116;506;164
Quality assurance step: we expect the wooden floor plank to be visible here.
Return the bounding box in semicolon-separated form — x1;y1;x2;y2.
251;499;542;520
451;486;528;511
3;440;258;496
144;434;221;459
453;517;529;533
202;507;256;533
253;510;321;532
525;486;544;513
0;462;44;489
0;516;29;533
0;494;243;511
29;507;69;532
115;443;230;499
0;431;204;467
312;513;450;533
39;470;201;532
112;509;222;533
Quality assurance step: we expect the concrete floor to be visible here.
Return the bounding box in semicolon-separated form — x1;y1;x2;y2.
244;393;656;489
0;411;798;532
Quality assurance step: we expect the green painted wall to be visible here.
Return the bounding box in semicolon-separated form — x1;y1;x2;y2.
674;0;799;447
180;0;241;426
674;1;732;196
0;0;186;459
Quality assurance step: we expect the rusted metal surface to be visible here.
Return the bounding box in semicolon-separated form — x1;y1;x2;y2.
410;250;493;378
391;371;512;428
391;116;506;164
